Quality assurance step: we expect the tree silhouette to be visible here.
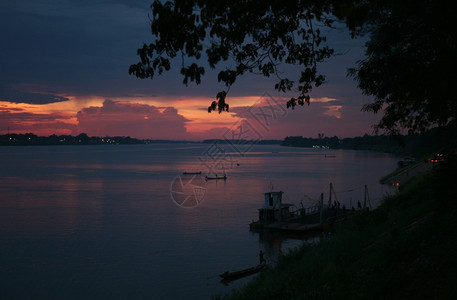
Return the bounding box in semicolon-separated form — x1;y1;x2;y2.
130;0;457;134
348;0;457;134
129;1;348;113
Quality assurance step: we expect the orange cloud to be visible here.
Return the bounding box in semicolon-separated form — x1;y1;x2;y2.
75;99;190;139
0;91;382;140
0;104;75;135
229;95;380;139
313;97;337;103
322;105;343;119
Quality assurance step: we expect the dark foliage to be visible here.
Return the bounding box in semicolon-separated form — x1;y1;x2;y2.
130;0;457;135
348;0;457;134
129;0;347;112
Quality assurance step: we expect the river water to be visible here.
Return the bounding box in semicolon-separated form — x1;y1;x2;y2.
0;143;398;299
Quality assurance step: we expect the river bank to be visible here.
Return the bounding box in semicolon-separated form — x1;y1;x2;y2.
217;155;457;299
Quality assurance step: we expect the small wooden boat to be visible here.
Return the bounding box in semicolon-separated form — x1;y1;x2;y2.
182;171;202;175
219;264;264;283
205;174;227;180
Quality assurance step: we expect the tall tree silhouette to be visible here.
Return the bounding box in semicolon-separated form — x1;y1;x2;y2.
130;0;457;134
348;0;457;134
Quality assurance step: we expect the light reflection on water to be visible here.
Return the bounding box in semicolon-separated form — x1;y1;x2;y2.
0;144;398;298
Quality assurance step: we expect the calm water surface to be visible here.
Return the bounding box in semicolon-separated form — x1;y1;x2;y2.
0;144;398;299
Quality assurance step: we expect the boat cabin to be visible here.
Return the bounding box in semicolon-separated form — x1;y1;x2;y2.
257;191;293;224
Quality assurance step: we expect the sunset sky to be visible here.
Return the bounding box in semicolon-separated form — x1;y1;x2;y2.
0;0;381;140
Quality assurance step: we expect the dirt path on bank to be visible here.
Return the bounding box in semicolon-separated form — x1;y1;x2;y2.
383;161;434;186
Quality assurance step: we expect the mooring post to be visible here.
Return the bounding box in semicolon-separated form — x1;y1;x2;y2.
320;193;324;227
328;182;333;208
364;184;371;210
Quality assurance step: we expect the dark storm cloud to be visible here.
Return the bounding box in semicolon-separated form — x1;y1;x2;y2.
0;0;234;100
0;86;69;104
0;1;367;102
0;0;173;98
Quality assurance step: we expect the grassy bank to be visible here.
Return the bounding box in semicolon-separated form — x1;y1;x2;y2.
218;156;457;299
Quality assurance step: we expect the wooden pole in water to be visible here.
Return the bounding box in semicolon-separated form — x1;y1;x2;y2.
328;182;333;208
364;185;371;210
278;192;281;222
319;193;324;227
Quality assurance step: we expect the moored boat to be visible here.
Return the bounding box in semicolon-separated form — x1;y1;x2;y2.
220;264;264;283
205;174;227;180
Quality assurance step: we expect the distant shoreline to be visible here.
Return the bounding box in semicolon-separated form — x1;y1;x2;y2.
1;130;449;161
0;133;143;146
0;133;283;146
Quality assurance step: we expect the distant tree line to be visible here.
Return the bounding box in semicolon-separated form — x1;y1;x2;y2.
282;135;403;151
0;133;143;146
282;125;456;158
2;127;454;158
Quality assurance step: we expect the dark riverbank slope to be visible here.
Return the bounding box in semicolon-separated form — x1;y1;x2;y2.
219;155;457;299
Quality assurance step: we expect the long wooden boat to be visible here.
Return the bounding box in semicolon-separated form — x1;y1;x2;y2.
219;264;264;282
182;171;202;175
205;174;227;180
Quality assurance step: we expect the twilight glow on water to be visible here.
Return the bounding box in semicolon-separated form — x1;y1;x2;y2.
0;144;398;298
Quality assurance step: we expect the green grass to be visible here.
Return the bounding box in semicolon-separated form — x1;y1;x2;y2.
215;156;457;299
